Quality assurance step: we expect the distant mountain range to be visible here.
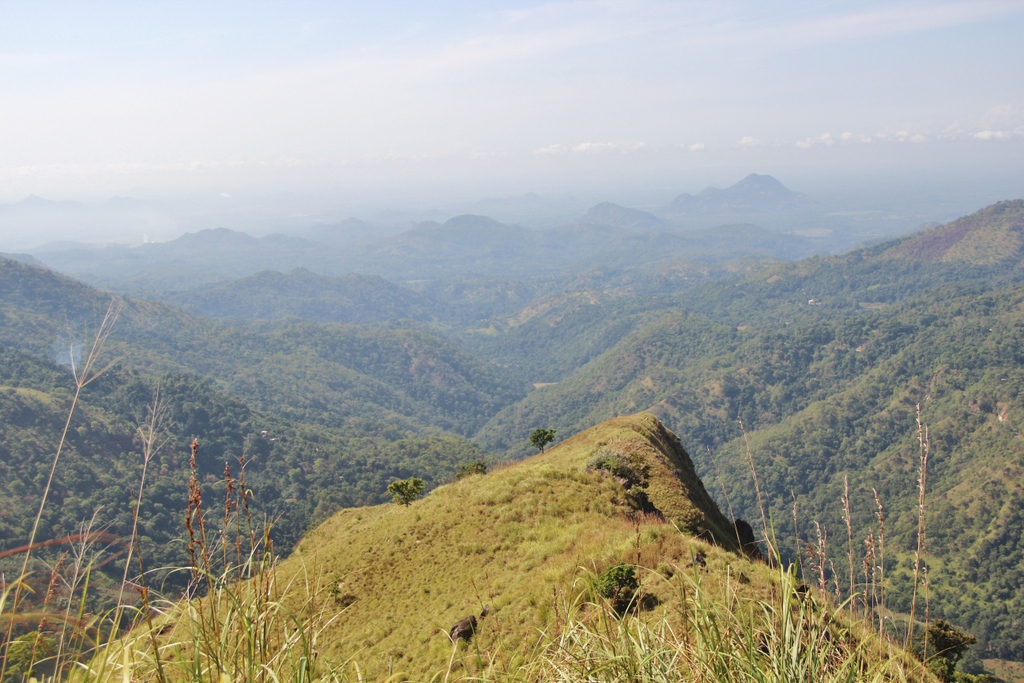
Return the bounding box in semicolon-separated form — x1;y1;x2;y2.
664;173;810;216
25;186;843;293
10;174;970;296
578;202;663;231
6;199;1024;665
161;269;440;323
569;174;812;232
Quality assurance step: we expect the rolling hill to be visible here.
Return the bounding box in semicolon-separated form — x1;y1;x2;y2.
0;258;526;437
0;257;525;572
158;268;442;323
281;414;772;679
469;199;1024;658
664;173;810;217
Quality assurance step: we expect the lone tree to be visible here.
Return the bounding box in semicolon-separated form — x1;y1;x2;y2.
387;477;425;506
530;428;556;453
594;563;639;614
456;461;487;480
924;620;976;683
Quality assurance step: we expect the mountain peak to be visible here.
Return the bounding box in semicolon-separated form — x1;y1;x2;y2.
735;173;796;194
579;202;662;231
885;199;1024;265
667;174;806;215
442;214;512;230
286;412;747;679
166;227;259;249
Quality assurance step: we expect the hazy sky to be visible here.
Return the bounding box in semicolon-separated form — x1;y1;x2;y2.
1;0;1023;205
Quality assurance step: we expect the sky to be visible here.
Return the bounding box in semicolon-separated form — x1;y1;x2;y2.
1;0;1023;226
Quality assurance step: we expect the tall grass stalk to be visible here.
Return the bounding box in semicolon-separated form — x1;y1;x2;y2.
500;560;922;683
706;446;743;551
873;488;886;637
907;405;930;651
1;299;124;678
791;491;801;571
116;388;168;612
738;420;772;565
841;476;854;621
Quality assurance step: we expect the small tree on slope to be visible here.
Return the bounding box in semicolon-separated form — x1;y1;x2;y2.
530;428;556;453
387;477;425;506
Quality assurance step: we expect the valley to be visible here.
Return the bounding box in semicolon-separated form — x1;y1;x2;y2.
2;196;1024;678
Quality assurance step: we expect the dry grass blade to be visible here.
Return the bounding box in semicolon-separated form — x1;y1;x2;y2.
907;404;930;652
738;419;772;564
0;532;121;561
1;298;124;680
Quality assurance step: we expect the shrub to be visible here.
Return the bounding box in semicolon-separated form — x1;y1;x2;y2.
387;477;425;506
529;428;556;453
456;461;488;479
593;563;639;613
925;619;977;683
585;448;655;512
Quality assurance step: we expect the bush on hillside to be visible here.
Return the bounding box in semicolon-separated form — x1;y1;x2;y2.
924;619;976;683
456;461;487;479
585;447;656;512
594;563;639;614
387;477;425;506
529;428;556;452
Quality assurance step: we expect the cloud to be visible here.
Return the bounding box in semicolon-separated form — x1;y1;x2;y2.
688;143;705;151
571;141;646;153
794;133;834;149
535;144;567;155
972;128;1023;140
737;136;758;148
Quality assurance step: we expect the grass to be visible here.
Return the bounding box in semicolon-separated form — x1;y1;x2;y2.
272;412;933;681
280;414;745;679
1;396;937;683
0;434;348;683
496;561;925;683
73;540;344;683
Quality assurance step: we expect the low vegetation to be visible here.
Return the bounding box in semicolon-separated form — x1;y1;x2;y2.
3;201;1023;679
0;405;980;682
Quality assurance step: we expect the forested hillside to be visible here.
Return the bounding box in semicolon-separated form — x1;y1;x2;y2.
472;200;1024;658
0;259;526;436
3;200;1024;662
159;269;441;323
0;258;516;574
0;345;484;567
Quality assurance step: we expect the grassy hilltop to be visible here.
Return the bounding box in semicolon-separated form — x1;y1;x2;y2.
468;201;1024;659
280;413;915;681
290;413;742;677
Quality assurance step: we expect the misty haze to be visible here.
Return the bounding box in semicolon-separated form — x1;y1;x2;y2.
2;3;1024;682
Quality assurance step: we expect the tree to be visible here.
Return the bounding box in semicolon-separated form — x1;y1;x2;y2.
925;619;976;683
387;477;425;506
594;563;639;613
456;461;487;480
529;428;556;453
5;632;55;680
